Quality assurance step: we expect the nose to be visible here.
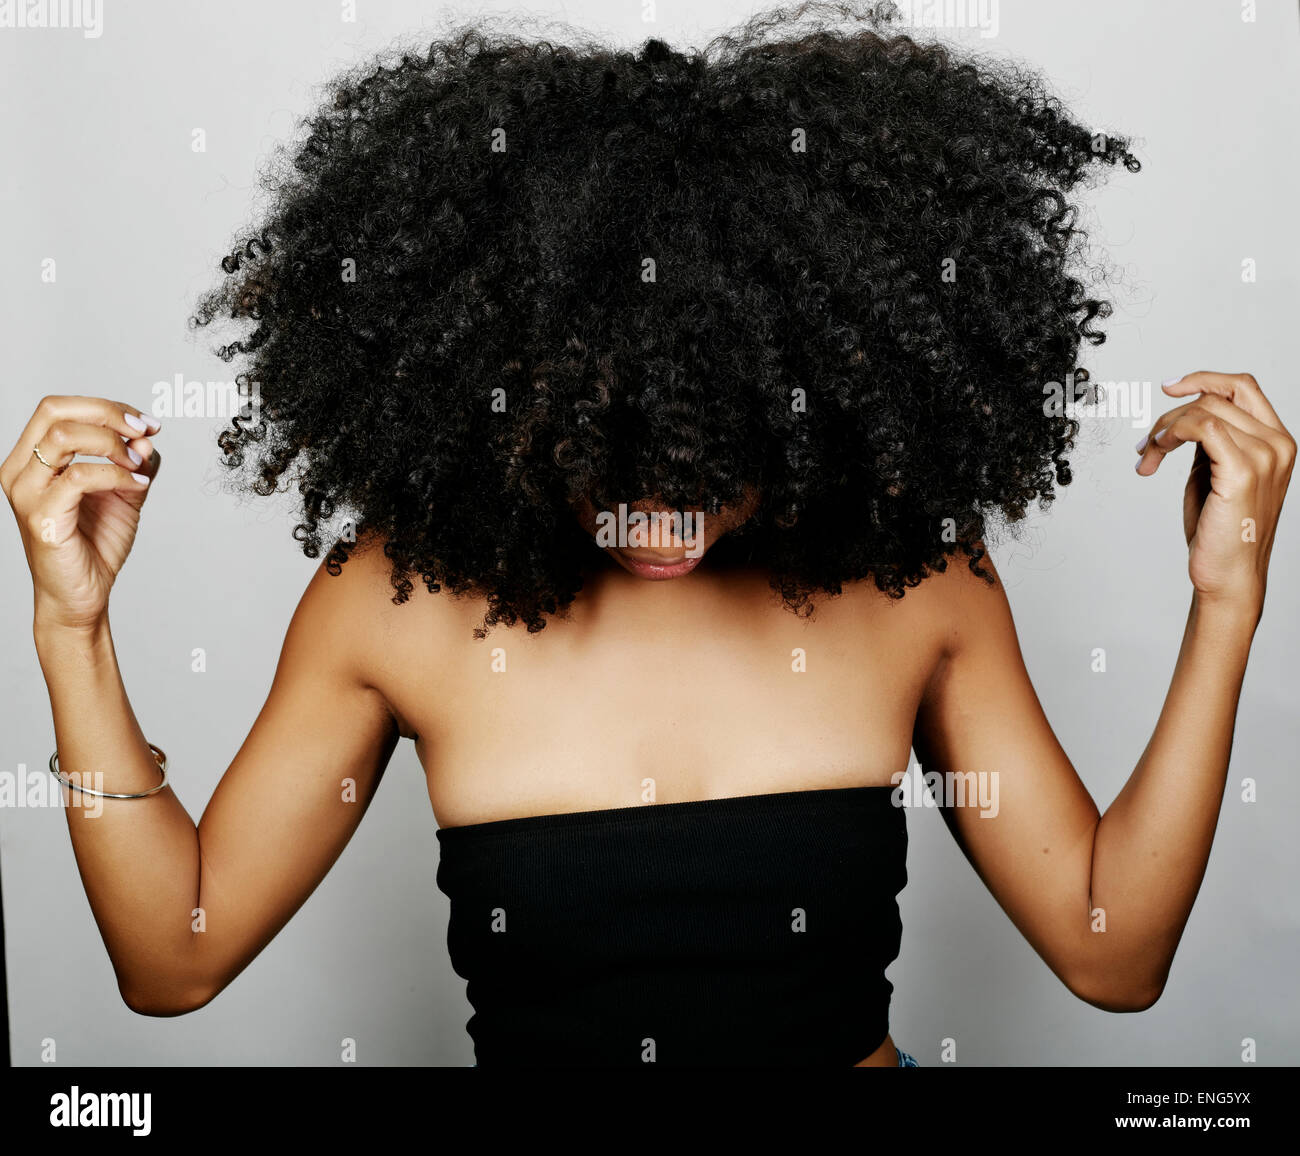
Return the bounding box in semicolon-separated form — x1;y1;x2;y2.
625;507;697;554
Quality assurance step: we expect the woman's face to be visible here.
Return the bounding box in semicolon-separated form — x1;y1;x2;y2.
573;490;759;580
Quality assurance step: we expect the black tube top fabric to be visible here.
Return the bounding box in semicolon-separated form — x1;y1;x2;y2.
434;784;908;1067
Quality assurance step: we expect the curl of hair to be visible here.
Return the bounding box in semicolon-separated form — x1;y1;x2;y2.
193;0;1140;633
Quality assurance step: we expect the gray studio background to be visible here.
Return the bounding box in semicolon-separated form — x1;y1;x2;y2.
1;0;1297;1066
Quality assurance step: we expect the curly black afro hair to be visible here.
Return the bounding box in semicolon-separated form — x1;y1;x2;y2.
193;0;1140;634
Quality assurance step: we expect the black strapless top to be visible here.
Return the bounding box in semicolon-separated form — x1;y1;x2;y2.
434;785;907;1067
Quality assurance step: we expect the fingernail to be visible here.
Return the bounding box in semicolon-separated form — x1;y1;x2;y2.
144;415;161;432
1135;435;1148;453
1161;376;1182;389
124;413;147;432
126;446;142;466
1134;459;1144;473
131;472;150;484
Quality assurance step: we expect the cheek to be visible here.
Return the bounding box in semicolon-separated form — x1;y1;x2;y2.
571;500;600;537
705;509;748;541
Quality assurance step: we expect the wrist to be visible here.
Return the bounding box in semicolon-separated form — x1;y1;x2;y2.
1189;588;1263;635
33;612;115;663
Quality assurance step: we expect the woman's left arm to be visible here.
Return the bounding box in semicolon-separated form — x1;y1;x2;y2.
911;370;1293;1011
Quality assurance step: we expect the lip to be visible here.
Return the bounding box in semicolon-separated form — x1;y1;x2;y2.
617;551;704;580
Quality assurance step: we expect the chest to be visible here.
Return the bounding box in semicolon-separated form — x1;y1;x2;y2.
376;584;941;827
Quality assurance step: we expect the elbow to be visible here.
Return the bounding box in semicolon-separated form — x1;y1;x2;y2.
118;941;224;1016
1079;986;1164;1014
1064;968;1165;1013
119;981;218;1018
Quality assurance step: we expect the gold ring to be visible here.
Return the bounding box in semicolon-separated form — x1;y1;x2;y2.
32;444;62;473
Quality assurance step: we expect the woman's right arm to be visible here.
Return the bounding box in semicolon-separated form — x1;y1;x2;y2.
5;395;402;1015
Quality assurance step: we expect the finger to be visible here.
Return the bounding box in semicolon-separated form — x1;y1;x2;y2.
105;445;161;514
24;419;151;478
1181;392;1283;445
9;423;155;510
27;462;151;529
2;395;160;498
1136;398;1200;455
1;396;160;496
1136;399;1220;468
1161;371;1282;431
1139;405;1222;466
1179;393;1293;473
1138;399;1279;473
1136;410;1253;484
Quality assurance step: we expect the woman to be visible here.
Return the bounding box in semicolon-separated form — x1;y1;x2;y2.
2;5;1293;1067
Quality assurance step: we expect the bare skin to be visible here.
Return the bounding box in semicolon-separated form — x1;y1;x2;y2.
2;371;1292;1067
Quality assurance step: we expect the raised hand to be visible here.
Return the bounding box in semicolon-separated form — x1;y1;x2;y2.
1;395;161;632
1137;371;1294;612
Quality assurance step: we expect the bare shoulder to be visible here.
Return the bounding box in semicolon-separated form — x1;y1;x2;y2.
308;527;479;627
913;543;1009;607
894;545;1027;684
301;529;483;733
835;545;1014;659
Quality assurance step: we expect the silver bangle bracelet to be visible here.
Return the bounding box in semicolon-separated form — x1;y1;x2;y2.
48;743;169;798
